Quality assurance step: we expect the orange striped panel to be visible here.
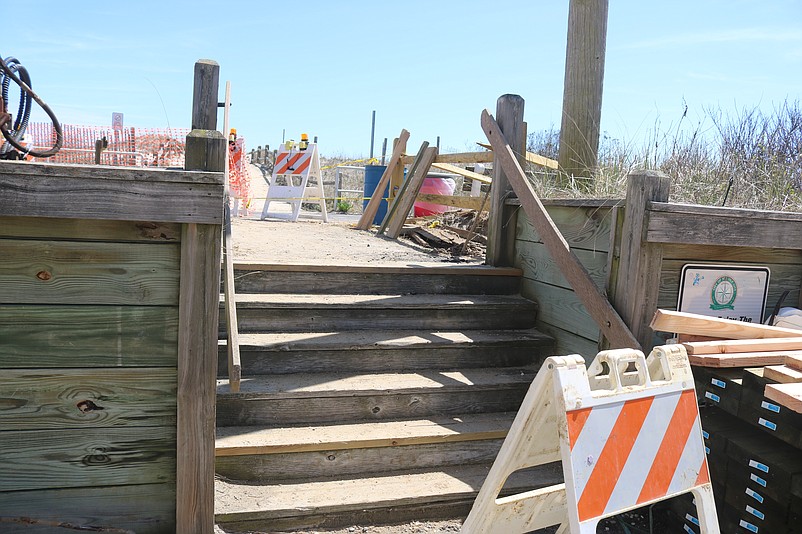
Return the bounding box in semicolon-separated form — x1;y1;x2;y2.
636;389;699;504
291;154;312;175
567;407;592;450
695;456;710;486
277;153;303;174
577;396;654;521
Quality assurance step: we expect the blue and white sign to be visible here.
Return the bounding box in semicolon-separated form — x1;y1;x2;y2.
678;264;770;324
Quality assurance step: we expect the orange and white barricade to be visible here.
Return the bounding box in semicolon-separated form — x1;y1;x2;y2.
260;142;328;222
461;345;719;533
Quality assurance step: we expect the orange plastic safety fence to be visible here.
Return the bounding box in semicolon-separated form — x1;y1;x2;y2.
24;123;190;167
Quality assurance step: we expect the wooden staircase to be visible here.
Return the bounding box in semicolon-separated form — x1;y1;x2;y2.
214;263;561;532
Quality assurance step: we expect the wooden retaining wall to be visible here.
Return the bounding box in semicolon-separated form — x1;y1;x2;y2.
513;199;621;357
513;171;802;359
0;160;223;532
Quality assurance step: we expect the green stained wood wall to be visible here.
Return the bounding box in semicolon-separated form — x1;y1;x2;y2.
513;200;619;358
0;216;181;532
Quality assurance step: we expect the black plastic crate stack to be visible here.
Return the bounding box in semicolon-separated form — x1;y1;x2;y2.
692;365;802;533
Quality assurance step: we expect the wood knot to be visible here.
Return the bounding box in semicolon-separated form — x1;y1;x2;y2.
77;400;105;413
36;270;52;281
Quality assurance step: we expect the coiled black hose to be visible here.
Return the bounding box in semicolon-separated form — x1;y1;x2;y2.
0;54;62;158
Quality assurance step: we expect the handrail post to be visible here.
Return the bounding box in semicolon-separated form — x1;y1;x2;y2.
486;94;525;266
612;170;671;350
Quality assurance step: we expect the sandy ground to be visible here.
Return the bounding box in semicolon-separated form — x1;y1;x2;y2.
229;164;483;266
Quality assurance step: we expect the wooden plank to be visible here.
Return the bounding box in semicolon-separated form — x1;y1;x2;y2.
525;151;559;170
386;146;438;239
0;483;175;534
764;383;802;414
475;142;559;169
647;201;802;249
223;204;241;393
0;305;177;367
430;162;492;184
232;262;523;276
0;368;176;430
482;109;639;349
401;151;494;165
0;216;181;242
216;413;513;456
379;141;428;234
650;309;802;339
683;337;802;355
764;365;802;383
176;222;221;533
516;204;615;252
0;172;224;224
520;278;601;341
0;427;176;491
788;355;802;372
612;171;671;351
517;241;609;290
0;159;222;185
356;129;410;230
0;238;180;305
415;193;488;211
688;350;801;368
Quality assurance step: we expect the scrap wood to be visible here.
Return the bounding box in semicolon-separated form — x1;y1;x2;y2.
688;349;802;368
399;226;455;248
683;337;802;355
430;162;492;184
651;309;802;340
385;146;438;239
415;193;488;212
764;382;802;414
443;225;487;245
764;365;802;383
357;129;410;230
379;141;429;235
481;109;639;349
475;141;559;169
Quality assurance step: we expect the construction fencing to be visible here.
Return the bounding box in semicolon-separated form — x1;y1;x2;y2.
25;122;190;167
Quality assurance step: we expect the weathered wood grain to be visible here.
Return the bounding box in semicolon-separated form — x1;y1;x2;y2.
430;162;492;184
216;440;504;482
647;202;802;249
0;368;176;430
415;194;488;211
533;320;600;359
517;243;608;290
0;483;175;534
176;222;221;533
520;278;601;341
0;238;180;305
0;305;177;367
222;204;241;393
400;151;495;165
0;216;180;242
0;172;223;224
386;147;438;239
0;426;176;491
516;204;615;252
660;243;802;264
0;159;221;184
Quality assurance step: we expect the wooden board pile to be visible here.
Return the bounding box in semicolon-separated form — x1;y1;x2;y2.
650;309;802;533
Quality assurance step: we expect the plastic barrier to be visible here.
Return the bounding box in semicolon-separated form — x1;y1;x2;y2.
461;345;719;533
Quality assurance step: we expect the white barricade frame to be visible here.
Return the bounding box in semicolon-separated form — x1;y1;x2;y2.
461;345;720;533
260;142;328;222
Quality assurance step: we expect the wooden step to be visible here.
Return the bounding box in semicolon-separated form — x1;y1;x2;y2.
217;329;553;376
214;463;564;532
228;263;523;296
215;413;515;482
222;293;538;333
216;368;536;426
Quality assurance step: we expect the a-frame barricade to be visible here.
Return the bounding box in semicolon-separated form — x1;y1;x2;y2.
461;345;720;533
260;142;328;222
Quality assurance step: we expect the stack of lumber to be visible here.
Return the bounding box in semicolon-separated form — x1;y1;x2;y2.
650;309;802;532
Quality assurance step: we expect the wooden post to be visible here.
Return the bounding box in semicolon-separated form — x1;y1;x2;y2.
612;170;670;351
558;0;609;184
177;59;225;533
486;94;525;267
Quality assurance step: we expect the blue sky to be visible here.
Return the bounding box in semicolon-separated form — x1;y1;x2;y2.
15;1;802;157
